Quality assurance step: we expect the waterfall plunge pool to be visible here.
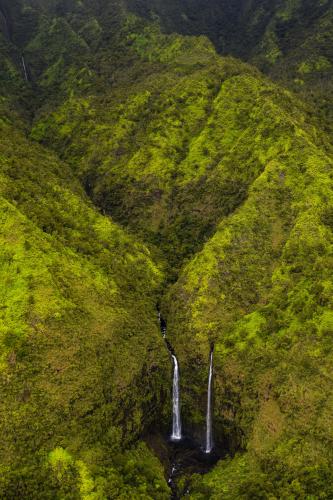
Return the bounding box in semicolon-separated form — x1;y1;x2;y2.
167;436;221;498
145;432;223;499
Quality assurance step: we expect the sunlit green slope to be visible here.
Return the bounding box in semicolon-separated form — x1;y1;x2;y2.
0;97;169;498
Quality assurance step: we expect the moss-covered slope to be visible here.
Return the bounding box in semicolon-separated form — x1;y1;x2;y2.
24;11;333;494
30;14;332;275
31;30;265;274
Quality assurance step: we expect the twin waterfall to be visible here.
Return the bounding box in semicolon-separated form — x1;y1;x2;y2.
160;314;214;452
171;355;182;441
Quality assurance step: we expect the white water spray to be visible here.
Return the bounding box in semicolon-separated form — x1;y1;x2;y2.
171;354;182;441
205;350;214;453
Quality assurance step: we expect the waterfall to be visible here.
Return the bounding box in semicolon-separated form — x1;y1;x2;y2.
158;311;182;441
171;354;182;441
205;350;214;453
21;56;28;81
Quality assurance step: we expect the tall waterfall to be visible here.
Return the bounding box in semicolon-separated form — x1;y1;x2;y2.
158;311;182;441
205;350;214;453
171;354;182;441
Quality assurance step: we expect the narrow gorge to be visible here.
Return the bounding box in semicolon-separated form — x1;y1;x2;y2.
156;315;220;498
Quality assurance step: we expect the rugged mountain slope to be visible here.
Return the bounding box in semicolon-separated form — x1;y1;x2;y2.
0;14;170;497
0;120;170;499
166;78;333;496
0;0;332;498
127;0;333;134
23;5;333;495
27;9;332;273
31;33;265;275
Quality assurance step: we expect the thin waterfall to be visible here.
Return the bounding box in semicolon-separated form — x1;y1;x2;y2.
171;354;182;441
21;56;28;81
158;311;182;441
205;350;214;453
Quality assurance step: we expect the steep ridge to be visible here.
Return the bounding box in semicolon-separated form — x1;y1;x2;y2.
0;0;333;498
27;9;332;274
31;34;266;275
126;0;333;136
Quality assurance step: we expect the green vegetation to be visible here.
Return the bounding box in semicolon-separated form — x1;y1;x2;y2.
0;12;170;493
166;84;333;495
0;0;333;497
128;0;333;135
0;117;170;496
